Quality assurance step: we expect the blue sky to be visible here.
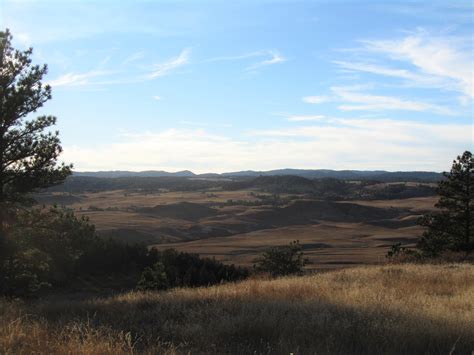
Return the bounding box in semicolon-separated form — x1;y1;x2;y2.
2;0;473;172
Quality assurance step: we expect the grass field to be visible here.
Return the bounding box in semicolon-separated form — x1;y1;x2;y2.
1;263;472;354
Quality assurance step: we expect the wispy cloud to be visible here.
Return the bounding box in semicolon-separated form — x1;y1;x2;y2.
149;48;191;78
302;86;455;115
331;86;455;115
206;51;266;62
48;48;191;88
47;70;110;87
302;96;330;104
333;61;435;84
338;30;473;101
153;95;162;101
208;49;287;72
287;115;326;122
123;51;145;65
245;50;286;71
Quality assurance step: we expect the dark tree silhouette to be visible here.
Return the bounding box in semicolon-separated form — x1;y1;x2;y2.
418;151;473;256
0;29;71;252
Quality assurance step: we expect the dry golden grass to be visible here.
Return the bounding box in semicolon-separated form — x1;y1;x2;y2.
1;263;473;354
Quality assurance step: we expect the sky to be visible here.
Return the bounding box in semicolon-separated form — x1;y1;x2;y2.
1;0;473;173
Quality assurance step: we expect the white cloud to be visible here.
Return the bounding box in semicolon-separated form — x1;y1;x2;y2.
47;70;109;87
48;48;191;88
123;51;145;65
331;86;455;115
208;50;286;72
153;95;162;101
63;119;472;173
149;48;191;78
245;51;286;71
206;51;267;62
358;31;473;100
302;96;330;104
333;60;438;85
287;115;326;122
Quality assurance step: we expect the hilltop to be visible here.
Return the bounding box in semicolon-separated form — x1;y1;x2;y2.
74;168;443;182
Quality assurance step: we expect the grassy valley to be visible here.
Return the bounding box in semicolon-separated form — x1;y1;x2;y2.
36;175;438;269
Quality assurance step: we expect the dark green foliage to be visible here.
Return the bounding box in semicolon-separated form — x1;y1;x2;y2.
417;151;473;257
149;248;248;288
0;205;248;296
0;29;71;207
137;262;168;291
254;240;307;277
0;207;98;296
0;29;71;263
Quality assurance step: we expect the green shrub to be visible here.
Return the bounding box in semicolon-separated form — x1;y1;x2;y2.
137;262;168;291
254;240;307;277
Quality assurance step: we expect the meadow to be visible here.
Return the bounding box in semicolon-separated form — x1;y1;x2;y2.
1;263;472;354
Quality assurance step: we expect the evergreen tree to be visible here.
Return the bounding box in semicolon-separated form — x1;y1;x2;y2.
0;29;71;252
417;151;473;256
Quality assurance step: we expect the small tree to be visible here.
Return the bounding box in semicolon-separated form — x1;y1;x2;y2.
254;240;307;277
137;262;168;291
417;151;473;257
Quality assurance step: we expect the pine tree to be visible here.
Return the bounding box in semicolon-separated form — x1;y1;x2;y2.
0;29;71;252
417;151;473;256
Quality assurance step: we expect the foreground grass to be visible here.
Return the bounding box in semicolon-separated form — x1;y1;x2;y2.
1;264;473;354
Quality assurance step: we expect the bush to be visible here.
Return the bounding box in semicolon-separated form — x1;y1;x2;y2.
137;262;168;291
385;243;421;263
152;248;248;288
1;207;98;296
253;240;307;277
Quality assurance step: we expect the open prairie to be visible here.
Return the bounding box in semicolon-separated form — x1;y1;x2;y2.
37;181;438;268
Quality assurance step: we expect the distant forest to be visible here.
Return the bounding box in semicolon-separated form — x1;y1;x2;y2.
45;175;437;201
74;168;443;181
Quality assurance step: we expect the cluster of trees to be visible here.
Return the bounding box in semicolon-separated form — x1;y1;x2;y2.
0;205;248;297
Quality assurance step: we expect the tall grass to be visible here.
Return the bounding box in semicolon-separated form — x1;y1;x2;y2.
1;263;473;354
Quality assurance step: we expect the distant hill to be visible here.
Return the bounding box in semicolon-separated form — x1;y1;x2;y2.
74;169;443;182
74;170;195;178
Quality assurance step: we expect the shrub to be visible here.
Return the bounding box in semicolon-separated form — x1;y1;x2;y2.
385;243;421;263
254;240;307;277
137;262;168;291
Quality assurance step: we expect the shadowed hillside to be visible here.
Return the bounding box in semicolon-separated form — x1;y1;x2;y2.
1;264;472;354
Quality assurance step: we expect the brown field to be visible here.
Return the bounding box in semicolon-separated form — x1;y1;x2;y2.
1;263;472;354
36;190;437;268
